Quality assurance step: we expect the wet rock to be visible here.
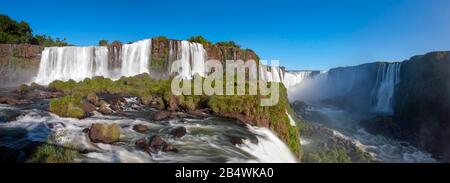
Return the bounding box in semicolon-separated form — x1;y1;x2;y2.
35;91;64;99
148;135;165;149
82;128;90;133
97;103;113;115
229;136;244;145
153;111;172;121
0;109;21;122
132;124;149;133
82;101;96;114
137;135;178;153
135;138;151;153
166;94;179;111
186;109;207;118
169;127;187;139
162;143;178;152
0;96;30;105
88;123;121;144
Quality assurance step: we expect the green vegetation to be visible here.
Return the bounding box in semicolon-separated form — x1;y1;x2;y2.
46;74;301;158
49;95;85;118
26;144;79;163
17;84;28;95
0;14;69;46
215;41;240;48
302;147;352;163
98;39;109;46
188;35;212;48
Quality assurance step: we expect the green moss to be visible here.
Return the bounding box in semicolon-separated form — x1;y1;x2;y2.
26;144;79;163
302;147;352;163
47;74;300;158
49;95;85;118
17;84;28;95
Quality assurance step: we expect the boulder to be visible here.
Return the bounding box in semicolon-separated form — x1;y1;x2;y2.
88;123;121;144
148;135;165;149
82;101;96;114
162;143;178;152
132;124;149;133
169;127;187;139
153;111;172;121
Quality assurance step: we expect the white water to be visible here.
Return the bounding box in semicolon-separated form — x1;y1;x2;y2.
372;63;401;114
34;39;209;84
286;111;297;127
283;71;315;89
120;39;152;77
0;108;297;163
35;46;109;84
233;126;297;163
176;41;207;79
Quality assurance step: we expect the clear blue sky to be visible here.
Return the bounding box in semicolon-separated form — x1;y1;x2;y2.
1;0;450;70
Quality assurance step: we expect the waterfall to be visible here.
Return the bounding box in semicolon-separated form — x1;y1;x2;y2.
34;38;209;84
176;40;207;79
283;71;315;89
120;39;152;77
372;63;401;114
35;46;109;84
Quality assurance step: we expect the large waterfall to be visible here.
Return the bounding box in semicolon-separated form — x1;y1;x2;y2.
372;62;402;114
34;39;208;84
283;71;317;89
120;39;152;77
35;46;109;84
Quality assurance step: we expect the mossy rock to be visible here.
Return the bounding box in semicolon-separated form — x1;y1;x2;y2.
88;123;121;144
49;95;85;119
26;144;79;163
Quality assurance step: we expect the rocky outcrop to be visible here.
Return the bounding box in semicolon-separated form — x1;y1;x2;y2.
0;44;43;87
393;51;450;161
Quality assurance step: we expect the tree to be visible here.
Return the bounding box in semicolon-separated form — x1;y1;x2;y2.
99;39;109;46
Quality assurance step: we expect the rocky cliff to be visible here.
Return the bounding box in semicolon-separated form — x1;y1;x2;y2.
394;51;450;161
0;44;43;87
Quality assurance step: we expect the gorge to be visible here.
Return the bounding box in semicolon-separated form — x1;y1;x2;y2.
1;36;450;163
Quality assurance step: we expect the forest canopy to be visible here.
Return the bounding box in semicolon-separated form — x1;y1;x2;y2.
0;14;69;46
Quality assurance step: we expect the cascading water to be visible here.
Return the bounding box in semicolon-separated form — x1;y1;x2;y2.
34;39;210;84
120;39;152;77
176;41;207;79
283;71;316;89
372;63;401;114
35;46;109;84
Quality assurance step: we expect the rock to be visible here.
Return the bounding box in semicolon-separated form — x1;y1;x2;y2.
29;82;46;90
162;143;178;152
229;136;244;145
132;124;149;133
87;93;100;107
148;135;165;149
0;109;21;122
186;109;207;118
135;138;151;153
166;94;179;111
153;111;172;121
169;127;187;139
35;91;64;99
82;128;90;133
0;96;30;105
88;123;121;144
82;101;96;114
97;103;113;115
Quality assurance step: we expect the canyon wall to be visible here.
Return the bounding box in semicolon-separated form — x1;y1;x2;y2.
394;51;450;161
0;44;43;87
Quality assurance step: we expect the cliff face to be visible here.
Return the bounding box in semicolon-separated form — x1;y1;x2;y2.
393;51;450;161
319;63;381;112
0;44;44;87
